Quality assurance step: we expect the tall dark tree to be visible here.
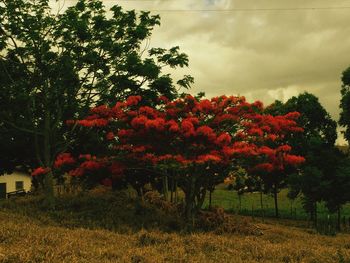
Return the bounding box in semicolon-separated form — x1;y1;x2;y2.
0;0;192;205
323;153;350;230
266;93;337;219
272;93;337;222
339;66;350;143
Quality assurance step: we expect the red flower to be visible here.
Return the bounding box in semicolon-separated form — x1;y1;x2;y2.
54;153;76;168
284;111;300;120
277;145;292;152
145;118;166;131
158;95;169;103
254;163;274;172
69;167;84;177
117;129;134;138
65;120;75;125
139;106;158;118
196;126;216;141
166;120;180;133
181;120;195;135
158;154;174;161
142;153;157;164
267;134;278;141
196;99;213;113
126;95;142;106
216;133;231;146
284;155;305;165
131;115;148;129
77;118;108;127
80;160;103;170
185;117;200;126
106;132;115;140
132;146;147;153
248;128;264;137
258;146;275;156
91;105;112;117
196;154;221;163
31;167;50;177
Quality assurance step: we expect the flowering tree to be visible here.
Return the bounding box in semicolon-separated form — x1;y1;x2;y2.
34;95;305;220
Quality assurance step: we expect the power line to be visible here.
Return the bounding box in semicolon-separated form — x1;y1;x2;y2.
96;2;350;12
135;7;350;12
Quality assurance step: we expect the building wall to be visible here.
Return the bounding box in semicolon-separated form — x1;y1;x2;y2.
0;172;32;196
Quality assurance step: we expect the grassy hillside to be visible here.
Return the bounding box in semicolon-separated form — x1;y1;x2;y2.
0;190;349;262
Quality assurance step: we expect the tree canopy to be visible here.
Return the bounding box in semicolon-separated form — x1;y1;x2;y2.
0;0;192;204
35;94;305;220
339;66;350;143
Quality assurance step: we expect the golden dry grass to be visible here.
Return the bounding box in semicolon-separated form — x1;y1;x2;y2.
0;209;350;262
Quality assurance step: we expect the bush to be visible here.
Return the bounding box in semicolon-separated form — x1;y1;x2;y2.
197;207;263;235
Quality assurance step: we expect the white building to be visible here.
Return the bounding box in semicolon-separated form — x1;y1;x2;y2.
0;171;32;198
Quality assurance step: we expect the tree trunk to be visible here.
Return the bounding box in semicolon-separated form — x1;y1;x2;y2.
273;184;279;218
174;179;178;203
170;177;174;203
162;175;168;201
314;202;317;227
184;177;196;225
209;190;212;209
337;207;341;231
43;107;55;209
238;194;242;212
195;188;207;211
260;191;265;219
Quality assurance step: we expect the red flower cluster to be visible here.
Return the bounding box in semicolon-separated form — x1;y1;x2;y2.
196;154;221;163
126;95;142;106
77;118;108;127
54;153;76;168
284;155;305;165
106;132;115;140
31;167;50;177
196;126;216;141
216;133;231;146
80;160;104;170
53;94;305;185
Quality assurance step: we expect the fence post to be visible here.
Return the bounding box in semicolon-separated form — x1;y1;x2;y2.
327;214;331;234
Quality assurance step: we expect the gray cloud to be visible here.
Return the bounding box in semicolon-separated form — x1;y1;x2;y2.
64;0;350;143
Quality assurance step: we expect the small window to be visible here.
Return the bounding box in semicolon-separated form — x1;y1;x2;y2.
15;181;24;191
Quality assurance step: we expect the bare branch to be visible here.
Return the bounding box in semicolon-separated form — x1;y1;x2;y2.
2;120;44;136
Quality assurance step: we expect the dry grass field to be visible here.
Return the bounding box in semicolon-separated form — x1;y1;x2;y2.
0;190;349;263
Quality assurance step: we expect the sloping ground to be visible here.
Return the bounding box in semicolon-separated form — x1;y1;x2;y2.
0;211;349;263
0;191;349;262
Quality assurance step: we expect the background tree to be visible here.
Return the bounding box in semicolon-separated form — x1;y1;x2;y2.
339;66;350;143
0;0;192;205
323;152;350;230
269;93;338;222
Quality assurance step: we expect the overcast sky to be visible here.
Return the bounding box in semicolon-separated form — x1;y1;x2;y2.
63;0;350;144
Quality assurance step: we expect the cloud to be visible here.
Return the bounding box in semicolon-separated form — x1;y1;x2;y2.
60;0;350;144
267;86;300;103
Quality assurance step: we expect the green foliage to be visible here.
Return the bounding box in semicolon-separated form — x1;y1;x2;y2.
339;66;350;142
268;93;343;217
324;157;350;213
0;0;192;177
